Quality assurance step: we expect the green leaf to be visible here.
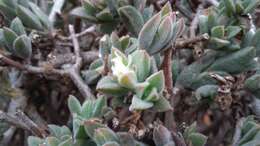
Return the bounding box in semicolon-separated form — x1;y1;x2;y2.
48;125;71;138
198;15;208;34
130;50;151;82
102;142;120;146
129;95;154;111
0;2;16;20
239;126;260;145
96;76;128;96
82;70;101;85
3;27;18;51
17;5;43;30
209;37;230;49
96;8;114;22
195;85;218;100
146;71;165;93
211;25;225;38
28;2;51;29
82;0;97;15
223;0;236;16
28;136;44;146
251;29;260;56
84;120;107;139
243;0;260;14
58;137;73;146
152;96;172;112
208;47;256;74
13;35;32;59
189;133;207;146
94;128;119;146
117;132;136;146
68;95;81;115
118;5;144;36
70;7;98;22
138;13;161;50
10;17;26;35
92;96;107;118
160;2;172;17
148;14;174;54
45;137;60;146
226;26;241;39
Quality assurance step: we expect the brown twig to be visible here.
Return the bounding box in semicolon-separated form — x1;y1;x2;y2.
0;110;47;138
57;26;96;41
175;33;209;49
68;25;95;100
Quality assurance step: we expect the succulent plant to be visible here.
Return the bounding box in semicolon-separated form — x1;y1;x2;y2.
0;17;32;59
0;0;51;30
97;48;172;112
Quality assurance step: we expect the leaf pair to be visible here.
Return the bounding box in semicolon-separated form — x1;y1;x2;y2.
0;18;32;59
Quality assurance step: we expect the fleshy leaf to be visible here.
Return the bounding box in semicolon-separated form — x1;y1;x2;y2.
13;35;32;59
129;96;153;111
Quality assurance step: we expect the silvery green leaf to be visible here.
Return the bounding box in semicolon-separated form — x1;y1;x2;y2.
70;7;98;22
152;96;172;112
208;47;256;74
118;5;144;36
82;0;97;15
188;133;207;146
142;5;154;22
119;35;130;51
129;96;153;111
93;128;119;146
3;27;18;52
13;35;32;59
144;87;160;101
82;70;101;85
209;37;230;49
29;2;51;29
251;29;260;56
28;136;44;146
146;71;165;93
96;8;114;22
148;14;173;54
138;13;161;50
160;2;172;17
198;15;208;34
96;76;128;96
84;120;107;139
0;2;16;20
17;5;43;30
45;137;60;146
211;25;225;38
223;0;236;16
2;0;17;9
117;132;136;146
102;142;120;146
195;85;218;100
243;0;260;14
130;50;151;82
10;17;26;35
68;95;82;115
226;26;241;39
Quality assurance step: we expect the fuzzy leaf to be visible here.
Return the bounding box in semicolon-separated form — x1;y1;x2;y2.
211;25;225;38
84;120;107;139
129;96;153;111
224;0;236;16
138;13;161;50
13;35;32;59
28;136;44;146
152;96;172;112
130;50;151;82
226;26;241;39
102;142;120;146
10;17;26;35
97;76;128;96
17;5;43;30
3;27;18;51
94;128;119;146
68;95;81;115
70;7;98;22
118;5;144;36
146;71;165;93
208;47;256;74
195;85;218;100
96;8;114;22
189;133;207;146
28;2;51;29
